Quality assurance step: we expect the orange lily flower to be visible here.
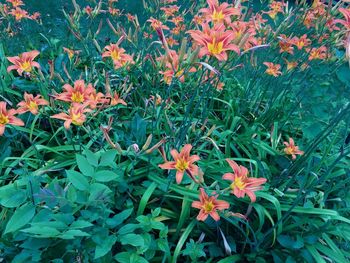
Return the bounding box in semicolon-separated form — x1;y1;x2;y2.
199;0;240;24
0;101;24;136
7;50;40;76
147;17;169;31
55;80;95;104
6;0;24;7
87;90;107;109
307;46;327;61
9;7;30;21
187;23;240;61
106;92;127;106
278;34;294;54
222;159;267;203
159;144;200;184
283;138;304;159
51;103;90;130
102;43;134;69
160;5;179;17
335;8;350;30
63;47;81;60
263;62;282;77
17;92;48;115
283;59;298;72
292;34;311;50
191;188;230;221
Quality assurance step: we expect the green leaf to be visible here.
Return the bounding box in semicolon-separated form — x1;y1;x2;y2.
66;170;89;191
0;185;26;208
119;233;144;247
277;235;304;249
106;208;133;228
94;235;118;259
114;252;149;263
70;220;93;229
94;170;121;182
76;154;94;177
21;226;60;238
59;229;91;239
88;183;112;202
100;150;118;166
4;203;35;234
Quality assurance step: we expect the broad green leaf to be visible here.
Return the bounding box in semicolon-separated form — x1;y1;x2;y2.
4;203;35;234
21;226;60;238
66;170;89;191
119;233;144;247
100;150;118;166
76;154;94;177
94;170;121;182
94;235;117;259
106;208;133;228
114;252;149;263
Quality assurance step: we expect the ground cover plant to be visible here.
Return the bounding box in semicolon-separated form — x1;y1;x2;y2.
1;0;350;262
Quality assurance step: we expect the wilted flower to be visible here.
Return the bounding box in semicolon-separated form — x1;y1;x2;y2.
63;47;81;60
192;188;230;221
17;92;48;115
222;159;267;202
159;144;200;184
7;50;40;76
0;101;24;136
106;92;127;106
283;138;304;159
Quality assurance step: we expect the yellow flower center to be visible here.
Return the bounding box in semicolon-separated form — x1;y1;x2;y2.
207;39;223;55
175;158;189;172
175;69;184;78
212;10;225;23
28;101;38;111
71;92;84;103
111;50;120;61
71;113;83;126
202;201;214;213
20;61;32;72
0;113;9;125
285;146;295;155
231;177;246;190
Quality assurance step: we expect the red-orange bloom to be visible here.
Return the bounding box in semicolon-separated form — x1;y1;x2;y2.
278;34;294;54
7;50;40;76
17;92;48;115
0;101;24;136
335;8;350;30
6;0;24;7
158;144;200;184
147;17;169;31
283;138;304;160
292;34;311;50
51;103;90;129
106;92;127;106
307;46;327;61
191;188;230;221
222;159;267;203
9;7;30;21
102;43;134;69
187;23;240;61
55;80;94;104
263;62;282;77
199;0;240;24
